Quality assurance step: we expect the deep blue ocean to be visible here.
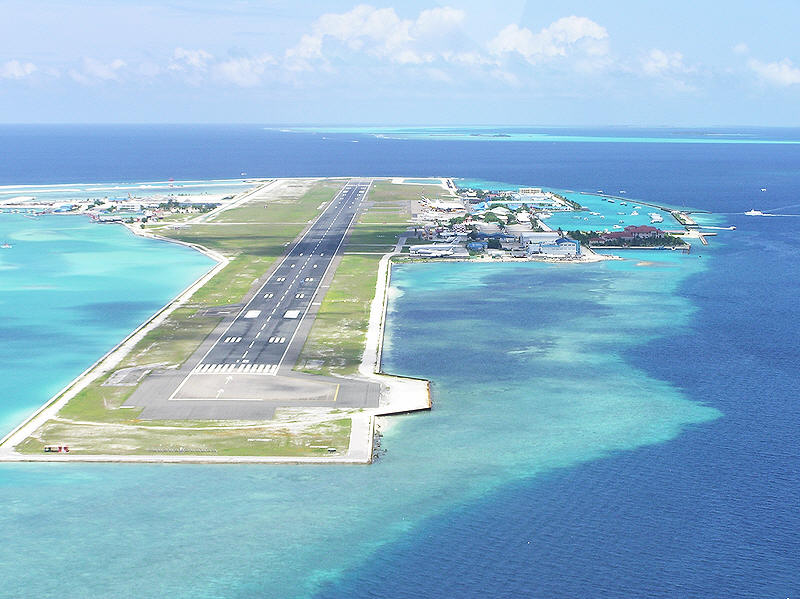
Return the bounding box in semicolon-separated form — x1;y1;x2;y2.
0;126;797;598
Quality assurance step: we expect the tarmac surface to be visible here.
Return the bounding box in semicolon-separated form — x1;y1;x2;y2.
125;179;382;420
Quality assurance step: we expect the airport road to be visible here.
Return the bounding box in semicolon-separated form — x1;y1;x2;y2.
166;178;372;403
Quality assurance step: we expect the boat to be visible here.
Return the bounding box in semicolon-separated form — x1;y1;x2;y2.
1;242;11;249
620;201;628;206
649;212;664;223
619;190;627;194
745;209;764;216
607;199;615;203
631;211;639;216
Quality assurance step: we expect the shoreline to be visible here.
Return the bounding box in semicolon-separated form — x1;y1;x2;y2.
0;178;431;465
0;214;230;459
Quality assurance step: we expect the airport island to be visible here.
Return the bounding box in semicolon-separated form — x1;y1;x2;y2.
0;177;713;464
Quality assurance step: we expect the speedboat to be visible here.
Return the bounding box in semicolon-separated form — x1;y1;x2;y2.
745;209;764;216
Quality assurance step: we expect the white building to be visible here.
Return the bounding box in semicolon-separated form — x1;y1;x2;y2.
527;238;581;257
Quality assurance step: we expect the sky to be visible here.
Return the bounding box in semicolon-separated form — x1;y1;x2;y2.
1;0;800;125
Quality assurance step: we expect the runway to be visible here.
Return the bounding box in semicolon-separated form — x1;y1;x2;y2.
124;178;382;417
181;178;367;378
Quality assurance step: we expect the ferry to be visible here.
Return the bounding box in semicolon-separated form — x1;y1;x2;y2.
745;209;764;216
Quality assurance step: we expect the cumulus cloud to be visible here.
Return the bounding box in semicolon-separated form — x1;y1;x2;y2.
170;47;213;71
0;59;37;79
748;57;800;86
214;54;275;87
489;16;608;63
642;49;692;77
285;4;466;69
70;57;126;83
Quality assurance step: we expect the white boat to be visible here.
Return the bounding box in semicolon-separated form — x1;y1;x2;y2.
1;242;11;249
631;211;639;216
745;209;764;216
649;212;664;223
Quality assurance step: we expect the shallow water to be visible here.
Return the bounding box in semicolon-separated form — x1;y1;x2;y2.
0;127;797;597
0;214;214;434
0;233;718;598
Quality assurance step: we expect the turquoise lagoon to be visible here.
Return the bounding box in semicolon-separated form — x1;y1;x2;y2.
0;213;214;434
0;210;719;597
288;126;800;145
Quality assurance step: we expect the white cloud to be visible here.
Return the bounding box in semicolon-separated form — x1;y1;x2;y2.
489;16;608;63
748;57;800;86
413;7;465;37
70;57;126;83
170;47;213;71
442;51;497;67
642;49;692;77
214;54;275;87
285;4;466;69
0;59;37;79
